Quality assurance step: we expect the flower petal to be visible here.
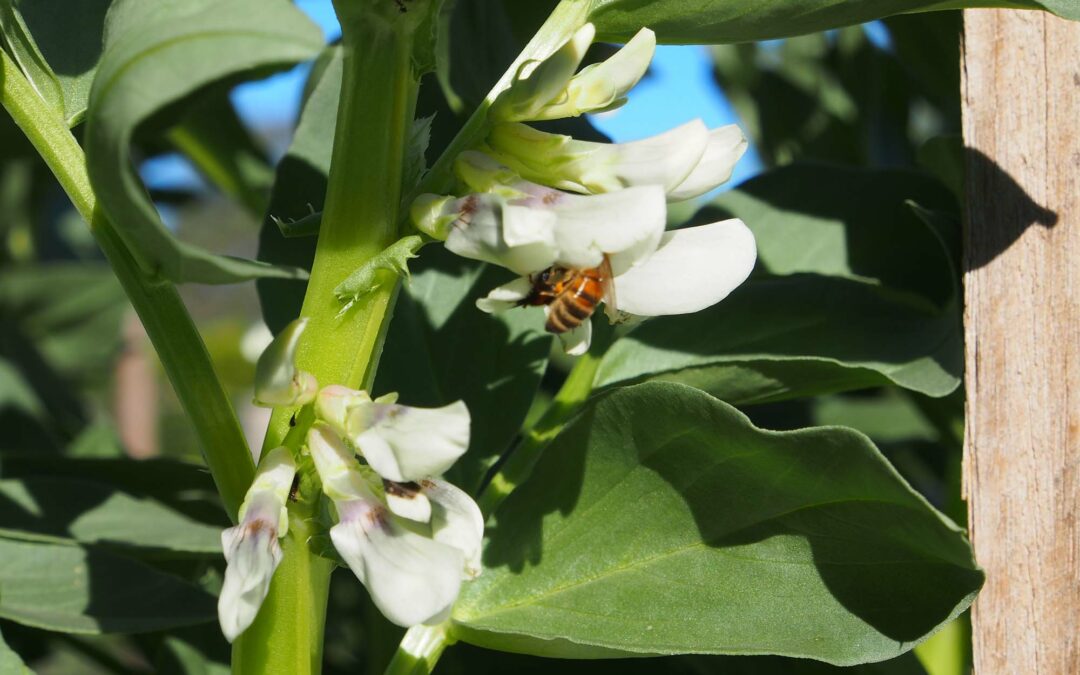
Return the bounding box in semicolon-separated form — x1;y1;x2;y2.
552;313;591;355
218;489;287;643
488;120;709;195
444;194;559;276
332;499;464;627
422;479;485;579
592;120;709;193
476;277;533;314
350;400;471;483
547;185;666;273
307;423;376;503
667;125;748;201
613;219;757;316
384;480;433;523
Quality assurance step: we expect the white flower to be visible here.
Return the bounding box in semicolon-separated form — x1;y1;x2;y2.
218;447;296;642
412;154;756;355
487;120;748;201
315;385;471;483
410;19;755;355
252;317;317;408
306;423;483;627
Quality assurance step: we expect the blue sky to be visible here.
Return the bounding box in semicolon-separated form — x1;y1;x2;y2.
143;1;777;192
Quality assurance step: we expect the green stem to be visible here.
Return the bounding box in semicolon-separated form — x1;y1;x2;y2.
383;624;453;675
0;49;254;518
231;511;333;675
233;2;429;672
478;319;613;517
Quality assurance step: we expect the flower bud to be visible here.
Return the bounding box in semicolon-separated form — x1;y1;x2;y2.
314;385;373;439
533;27;655;121
491;23;595;122
253;318;317;408
410;194;458;240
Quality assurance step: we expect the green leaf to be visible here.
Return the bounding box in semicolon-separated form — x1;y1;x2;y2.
0;454;226;525
0;264;126;385
588;0;1076;44
0;0;111;126
444;642;928;674
0;264;124;450
0;538;216;633
597;274;960;403
374;247;551;493
701;164;958;307
455;382;982;665
256;45;341;332
0;626;30;675
166;91;274;217
84;0;323;285
0;476;222;553
595;164;962;404
0;361;41;421
154;625;230;675
0;0;65;117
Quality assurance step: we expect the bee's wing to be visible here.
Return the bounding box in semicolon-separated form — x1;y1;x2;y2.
599;255;619;321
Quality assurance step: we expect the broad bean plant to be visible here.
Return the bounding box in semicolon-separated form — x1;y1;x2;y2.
0;0;1074;673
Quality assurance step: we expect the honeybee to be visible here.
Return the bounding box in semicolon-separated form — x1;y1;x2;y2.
518;256;615;333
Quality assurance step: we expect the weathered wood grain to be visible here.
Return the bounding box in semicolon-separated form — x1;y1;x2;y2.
961;9;1080;674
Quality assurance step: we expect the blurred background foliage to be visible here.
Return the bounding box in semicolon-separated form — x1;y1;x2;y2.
0;0;967;673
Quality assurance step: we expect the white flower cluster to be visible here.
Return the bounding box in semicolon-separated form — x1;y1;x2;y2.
218;320;482;642
412;23;757;354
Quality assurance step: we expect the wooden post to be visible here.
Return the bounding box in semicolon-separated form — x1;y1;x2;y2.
961;9;1080;674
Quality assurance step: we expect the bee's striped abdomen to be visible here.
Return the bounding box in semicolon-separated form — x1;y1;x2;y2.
544;270;605;334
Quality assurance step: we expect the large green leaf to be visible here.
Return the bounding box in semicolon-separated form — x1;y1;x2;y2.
595;164;961;403
0;477;221;553
0;0;112;126
443;642;928;674
374;248;550;493
597;274;960;403
84;0;323;285
0;454;227;527
454;383;982;665
587;0;1076;44
0;264;125;451
701;164;959;306
0;264;126;385
0;538;215;633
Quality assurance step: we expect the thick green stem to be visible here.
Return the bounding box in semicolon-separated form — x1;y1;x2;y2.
0;49;254;518
233;2;429;672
